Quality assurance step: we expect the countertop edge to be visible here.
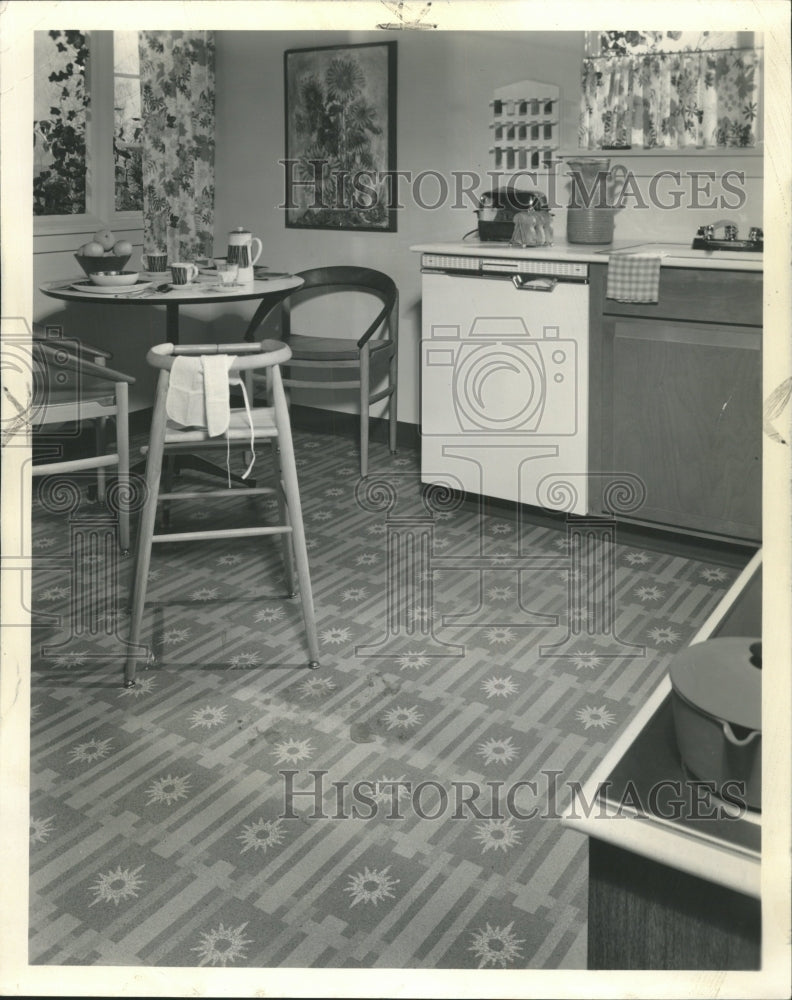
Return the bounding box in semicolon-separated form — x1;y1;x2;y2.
410;241;764;271
563;807;761;898
561;549;763;897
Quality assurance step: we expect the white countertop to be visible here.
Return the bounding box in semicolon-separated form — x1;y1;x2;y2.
561;550;763;899
411;239;764;272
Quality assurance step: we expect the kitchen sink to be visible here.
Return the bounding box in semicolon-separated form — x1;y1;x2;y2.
599;241;763;262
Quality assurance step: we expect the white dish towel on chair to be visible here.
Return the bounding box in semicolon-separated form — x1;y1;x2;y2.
166;355;234;432
165;354;256;483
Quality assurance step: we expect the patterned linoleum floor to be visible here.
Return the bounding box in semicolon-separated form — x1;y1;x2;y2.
28;430;743;969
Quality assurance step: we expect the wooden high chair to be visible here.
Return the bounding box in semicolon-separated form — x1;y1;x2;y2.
124;339;319;687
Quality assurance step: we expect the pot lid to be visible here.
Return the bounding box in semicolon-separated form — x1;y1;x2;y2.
669;637;761;732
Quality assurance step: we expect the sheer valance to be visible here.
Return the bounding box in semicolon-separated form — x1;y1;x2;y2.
579;48;761;150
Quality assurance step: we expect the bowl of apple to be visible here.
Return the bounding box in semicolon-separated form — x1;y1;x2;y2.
75;230;134;279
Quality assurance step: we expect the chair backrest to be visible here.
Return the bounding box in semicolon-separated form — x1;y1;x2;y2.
31;338;134;426
244;267;398;348
295;266;397;303
30;339;134;437
146;339;292;375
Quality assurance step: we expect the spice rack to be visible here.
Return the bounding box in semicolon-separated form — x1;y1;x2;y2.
489;80;560;171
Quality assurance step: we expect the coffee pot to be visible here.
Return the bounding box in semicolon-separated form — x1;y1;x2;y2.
227;227;263;284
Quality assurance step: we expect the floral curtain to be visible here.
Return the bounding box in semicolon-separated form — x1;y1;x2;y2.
579;48;760;150
138;31;215;259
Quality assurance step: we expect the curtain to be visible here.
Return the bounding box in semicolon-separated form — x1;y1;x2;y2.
138;31;216;259
579;48;760;150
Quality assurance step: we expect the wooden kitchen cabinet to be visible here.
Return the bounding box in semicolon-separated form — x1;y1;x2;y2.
590;264;762;541
588;837;761;969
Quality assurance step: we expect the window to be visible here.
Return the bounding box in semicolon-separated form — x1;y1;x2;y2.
33;30;143;234
113;31;143;212
33;30;88;215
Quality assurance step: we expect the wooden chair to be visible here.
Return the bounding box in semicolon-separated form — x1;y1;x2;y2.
243;266;399;477
31;333;135;553
124;339;319;687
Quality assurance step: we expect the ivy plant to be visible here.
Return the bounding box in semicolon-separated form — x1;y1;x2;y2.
33;30;89;216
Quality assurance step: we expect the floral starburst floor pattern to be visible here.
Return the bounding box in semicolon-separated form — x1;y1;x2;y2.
28;429;745;969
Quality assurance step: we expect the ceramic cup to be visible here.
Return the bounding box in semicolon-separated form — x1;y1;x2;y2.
141;251;168;273
171;262;199;286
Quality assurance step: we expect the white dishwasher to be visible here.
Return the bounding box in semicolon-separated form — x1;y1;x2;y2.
420;252;590;514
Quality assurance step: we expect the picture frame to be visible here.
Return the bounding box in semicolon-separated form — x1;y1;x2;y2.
284;41;397;232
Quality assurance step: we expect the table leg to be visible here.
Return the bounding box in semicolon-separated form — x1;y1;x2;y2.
166;303;180;344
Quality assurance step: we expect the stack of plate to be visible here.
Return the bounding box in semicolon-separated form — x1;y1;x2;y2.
71;272;153;294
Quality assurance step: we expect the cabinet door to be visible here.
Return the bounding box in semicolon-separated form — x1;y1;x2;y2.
602;317;761;540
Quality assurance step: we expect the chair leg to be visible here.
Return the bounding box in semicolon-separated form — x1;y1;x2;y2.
161;455;175;530
389;344;398;456
271;371;320;668
115;384;130;555
125;374;168;686
95;416;107;502
271;441;296;595
359;344;370;478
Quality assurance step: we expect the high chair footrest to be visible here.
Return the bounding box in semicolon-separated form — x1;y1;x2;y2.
157;487;278;501
152;525;293;543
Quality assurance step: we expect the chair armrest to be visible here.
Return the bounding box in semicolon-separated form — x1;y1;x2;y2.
243;297;282;342
33;342;135;384
357;291;398;349
32;330;113;364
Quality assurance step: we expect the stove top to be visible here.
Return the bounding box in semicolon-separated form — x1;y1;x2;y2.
599;241;764;262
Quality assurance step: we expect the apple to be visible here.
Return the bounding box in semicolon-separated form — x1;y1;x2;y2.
113;239;133;257
82;241;105;257
94;229;116;251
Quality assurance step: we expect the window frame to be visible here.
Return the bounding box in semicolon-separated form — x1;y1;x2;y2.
33;30;143;238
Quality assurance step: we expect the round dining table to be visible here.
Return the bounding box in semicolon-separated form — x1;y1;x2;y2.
40;272;304;344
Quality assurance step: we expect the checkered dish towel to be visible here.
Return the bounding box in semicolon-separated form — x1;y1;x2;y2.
606;253;663;303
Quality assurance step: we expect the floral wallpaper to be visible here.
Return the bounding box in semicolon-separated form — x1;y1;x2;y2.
138;31;215;259
579;44;760;150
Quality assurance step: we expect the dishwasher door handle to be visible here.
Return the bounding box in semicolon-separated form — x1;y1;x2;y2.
512;275;558;292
